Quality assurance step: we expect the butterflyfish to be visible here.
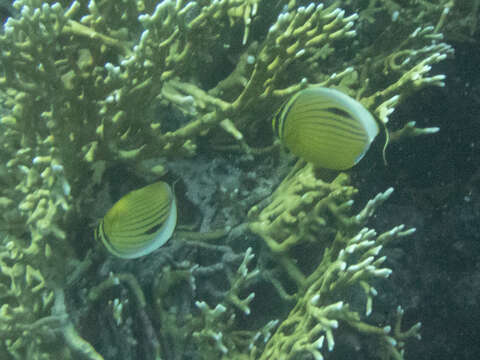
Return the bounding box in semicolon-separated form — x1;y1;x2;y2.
272;86;379;170
95;181;177;259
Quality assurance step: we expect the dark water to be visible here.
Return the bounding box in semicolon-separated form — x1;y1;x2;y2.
0;0;16;24
363;36;480;360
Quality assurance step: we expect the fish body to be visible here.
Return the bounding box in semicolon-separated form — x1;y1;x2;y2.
273;86;379;170
95;181;177;259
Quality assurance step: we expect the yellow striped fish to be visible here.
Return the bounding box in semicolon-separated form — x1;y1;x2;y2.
272;86;379;170
95;181;177;259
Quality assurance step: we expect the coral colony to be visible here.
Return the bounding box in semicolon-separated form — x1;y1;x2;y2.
0;1;455;359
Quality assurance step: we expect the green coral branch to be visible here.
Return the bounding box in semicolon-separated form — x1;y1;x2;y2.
191;247;273;359
390;121;440;142
51;288;105;360
259;222;417;360
0;0;456;358
249;167;419;359
88;273;145;305
249;164;357;290
87;272;161;358
63;19;128;55
225;247;259;315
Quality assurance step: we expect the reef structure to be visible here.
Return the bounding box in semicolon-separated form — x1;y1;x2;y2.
0;1;456;359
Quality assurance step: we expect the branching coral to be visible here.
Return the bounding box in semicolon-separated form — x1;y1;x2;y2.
192;247;263;359
249;162;420;359
0;0;458;359
249;163;358;288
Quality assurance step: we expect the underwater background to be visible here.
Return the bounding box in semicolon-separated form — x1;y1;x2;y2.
0;1;479;359
354;33;480;359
